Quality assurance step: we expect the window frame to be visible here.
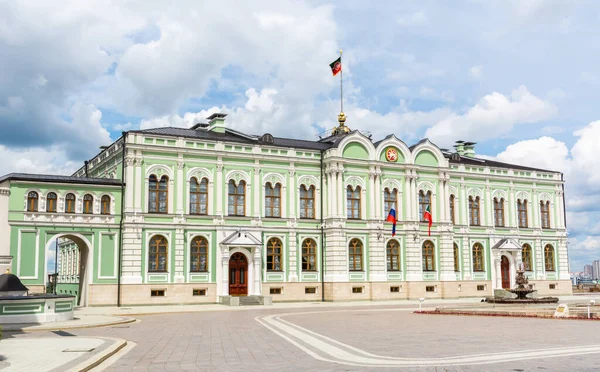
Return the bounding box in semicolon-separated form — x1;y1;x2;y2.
540;200;551;229
301;238;317;272
346;185;361;220
65;193;76;214
386;239;401;271
148;174;169;214
472;243;484;272
383;187;398;216
522;244;533;271
422;240;435;272
517;199;528;228
266;238;283;271
189;177;209;215
449;194;455;224
348;238;363;271
493;197;505;227
27;191;39;212
148;235;168;273
453;243;460;272
419;190;432;223
101;195;111;215
83;194;94;214
190;236;208;272
227;180;246;216
299;184;315;219
468;195;480;226
544;244;555;271
264;182;282;218
46;192;57;213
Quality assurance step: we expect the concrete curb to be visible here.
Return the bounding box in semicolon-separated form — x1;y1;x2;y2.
2;316;137;332
415;310;600;321
68;337;128;372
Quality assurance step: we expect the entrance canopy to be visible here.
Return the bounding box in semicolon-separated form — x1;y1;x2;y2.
220;230;262;246
491;238;521;251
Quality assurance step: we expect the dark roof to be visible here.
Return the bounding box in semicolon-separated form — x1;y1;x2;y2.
0;173;123;186
447;154;557;173
131;127;332;151
0;273;29;292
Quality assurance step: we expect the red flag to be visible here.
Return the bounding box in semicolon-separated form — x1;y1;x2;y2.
329;57;341;76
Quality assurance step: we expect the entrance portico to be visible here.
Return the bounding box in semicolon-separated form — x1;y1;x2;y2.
217;230;262;297
491;238;522;290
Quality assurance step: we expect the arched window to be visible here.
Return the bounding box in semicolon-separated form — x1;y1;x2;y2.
422;240;435;271
453;243;460;272
472;243;484;272
302;238;317;271
386;239;400;271
83;194;93;214
522;244;533;271
265;182;281;218
190;236;208;272
299;185;315;219
517;199;528;228
266;238;282;271
27;191;39;212
384;188;398;215
148;235;168;272
540;201;551;229
468;196;480;226
46;192;57;213
228;180;245;216
544;244;555;271
419;190;432;222
348;238;363;271
65;193;76;213
346;186;361;219
148;175;169;213
493;197;505;227
449;195;455;224
101;195;111;215
190;177;208;215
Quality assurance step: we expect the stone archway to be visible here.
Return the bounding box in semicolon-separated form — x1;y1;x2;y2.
45;233;92;307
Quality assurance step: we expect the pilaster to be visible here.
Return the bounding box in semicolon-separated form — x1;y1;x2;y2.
288;231;298;282
176;157;184;215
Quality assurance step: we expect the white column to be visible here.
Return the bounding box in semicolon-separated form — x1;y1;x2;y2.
253;165;261;218
532;188;539;228
460;182;467;225
253;247;262;295
337;167;344;218
494;258;502;289
443;176;450;223
327;171;333;218
125;157;135;211
221;248;229;296
485;184;493;227
134;156;143;213
174;228;185;283
0;187;11;273
289;231;298;282
509;186;516;228
556;190;565;229
288;168;295;219
403;173;411;220
437;177;445;223
375;170;382;220
176;160;184;215
368;171;376;220
216;163;223;217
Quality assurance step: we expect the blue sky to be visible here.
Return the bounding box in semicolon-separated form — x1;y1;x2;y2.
2;0;599;272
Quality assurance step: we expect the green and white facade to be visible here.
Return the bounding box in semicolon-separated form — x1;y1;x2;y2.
0;113;571;306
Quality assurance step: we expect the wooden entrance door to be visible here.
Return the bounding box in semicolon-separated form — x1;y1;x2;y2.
229;252;248;296
501;256;510;289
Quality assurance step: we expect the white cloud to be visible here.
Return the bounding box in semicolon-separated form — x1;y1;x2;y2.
495;136;570;174
425;86;557;147
139;107;221;130
0;145;79;176
469;65;483;79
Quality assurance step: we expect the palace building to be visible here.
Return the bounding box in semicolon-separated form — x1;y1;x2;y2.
0;112;571;306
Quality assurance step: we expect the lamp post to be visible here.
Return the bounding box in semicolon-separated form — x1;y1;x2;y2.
588;300;595;319
418;297;425;312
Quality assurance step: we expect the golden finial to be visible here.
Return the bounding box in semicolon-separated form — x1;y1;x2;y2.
5;268;10;274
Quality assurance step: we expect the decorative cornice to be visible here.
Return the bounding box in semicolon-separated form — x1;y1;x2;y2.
0;188;10;196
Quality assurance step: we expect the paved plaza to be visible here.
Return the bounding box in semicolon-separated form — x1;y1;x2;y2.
2;302;600;371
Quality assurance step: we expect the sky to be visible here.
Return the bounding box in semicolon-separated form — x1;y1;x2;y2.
2;0;599;272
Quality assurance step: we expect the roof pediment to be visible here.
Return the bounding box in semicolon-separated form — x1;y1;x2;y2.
221;230;262;246
491;238;521;251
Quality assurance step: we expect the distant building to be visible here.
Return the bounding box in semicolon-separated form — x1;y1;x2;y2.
593;260;600;280
584;265;594;278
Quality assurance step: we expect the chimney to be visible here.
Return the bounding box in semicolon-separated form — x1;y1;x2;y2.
463;142;477;158
206;113;227;133
453;140;465;156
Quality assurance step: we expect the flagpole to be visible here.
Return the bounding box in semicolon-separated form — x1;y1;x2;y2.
339;48;343;113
